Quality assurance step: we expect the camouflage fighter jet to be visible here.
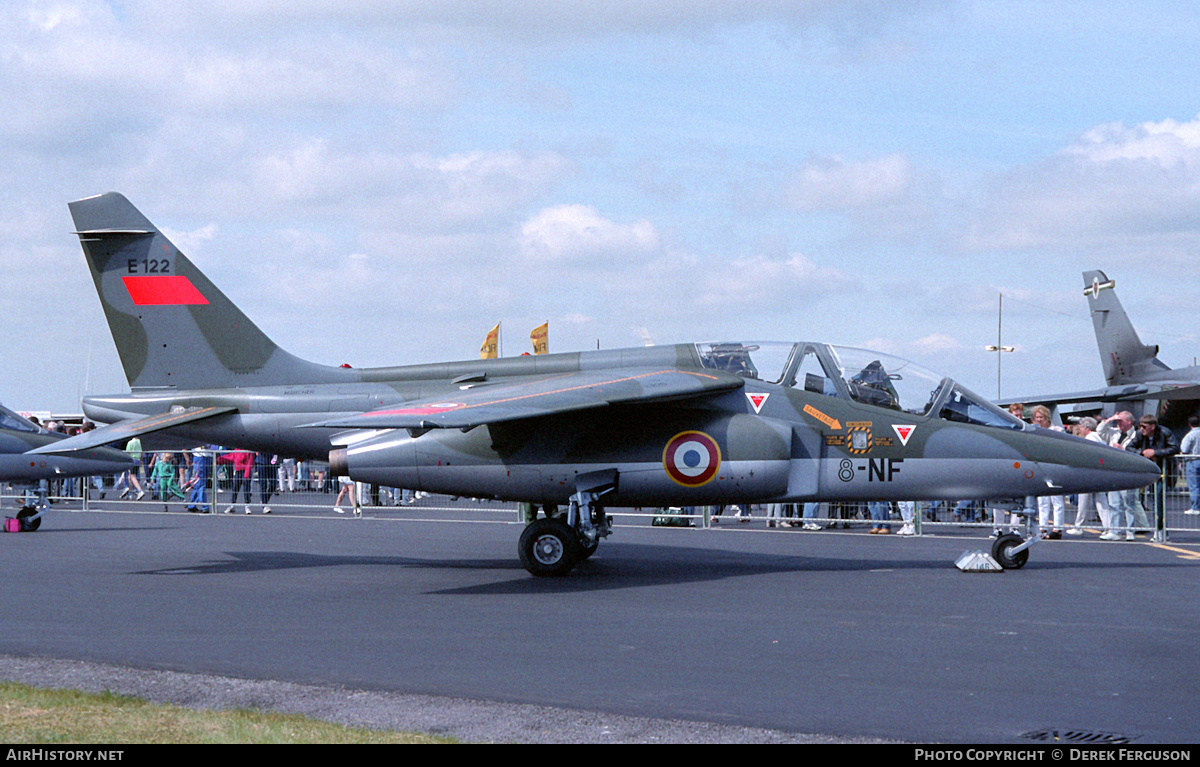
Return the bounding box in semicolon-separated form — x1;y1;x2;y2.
0;403;136;530
39;193;1158;574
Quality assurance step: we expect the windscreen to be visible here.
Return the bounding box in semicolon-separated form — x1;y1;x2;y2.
0;405;40;433
695;342;798;385
938;383;1026;430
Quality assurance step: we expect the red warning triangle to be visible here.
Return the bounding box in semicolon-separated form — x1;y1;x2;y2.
892;424;915;446
746;393;769;413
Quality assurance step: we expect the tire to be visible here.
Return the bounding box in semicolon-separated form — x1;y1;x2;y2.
17;506;41;532
991;533;1029;570
518;518;581;577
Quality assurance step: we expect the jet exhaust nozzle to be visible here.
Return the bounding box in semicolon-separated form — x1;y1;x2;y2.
329;448;349;477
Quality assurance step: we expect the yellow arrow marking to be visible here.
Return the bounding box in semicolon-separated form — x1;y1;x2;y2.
803;404;842;431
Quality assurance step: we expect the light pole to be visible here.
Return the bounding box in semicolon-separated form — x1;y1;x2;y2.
985;293;1014;398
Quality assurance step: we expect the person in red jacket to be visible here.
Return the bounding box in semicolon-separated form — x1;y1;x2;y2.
217;449;256;514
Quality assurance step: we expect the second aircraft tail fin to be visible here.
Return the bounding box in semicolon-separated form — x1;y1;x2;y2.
70;192;350;390
1083;269;1170;386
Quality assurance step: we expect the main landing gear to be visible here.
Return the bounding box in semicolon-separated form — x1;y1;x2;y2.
518;469;617;577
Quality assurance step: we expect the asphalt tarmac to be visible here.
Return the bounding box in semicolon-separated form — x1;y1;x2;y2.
2;497;1198;743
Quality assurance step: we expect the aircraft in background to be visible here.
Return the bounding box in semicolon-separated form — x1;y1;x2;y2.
1002;270;1200;432
0;402;136;530
39;193;1159;574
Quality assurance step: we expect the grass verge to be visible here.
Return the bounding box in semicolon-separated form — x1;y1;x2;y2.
0;682;452;744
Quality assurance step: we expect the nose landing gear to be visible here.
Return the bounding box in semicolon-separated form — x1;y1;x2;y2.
984;497;1039;570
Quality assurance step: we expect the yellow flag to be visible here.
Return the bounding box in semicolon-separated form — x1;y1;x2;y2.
530;322;548;355
480;323;499;359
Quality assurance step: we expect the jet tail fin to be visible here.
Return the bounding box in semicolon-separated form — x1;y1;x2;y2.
1083;270;1169;386
70;193;349;390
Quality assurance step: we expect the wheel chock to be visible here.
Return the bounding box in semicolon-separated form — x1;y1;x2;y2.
955;550;1004;572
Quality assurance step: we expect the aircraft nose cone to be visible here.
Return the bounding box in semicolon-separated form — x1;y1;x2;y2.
1126;453;1163;486
1043;442;1160;494
1102;445;1160;481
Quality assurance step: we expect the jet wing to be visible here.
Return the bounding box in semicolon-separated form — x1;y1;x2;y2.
998;387;1139;408
998;381;1200;409
27;406;238;454
308;367;745;431
1126;383;1200;401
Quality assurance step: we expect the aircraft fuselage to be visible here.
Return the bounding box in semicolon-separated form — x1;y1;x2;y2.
81;342;1158;507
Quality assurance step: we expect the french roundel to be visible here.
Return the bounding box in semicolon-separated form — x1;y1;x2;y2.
663;431;721;487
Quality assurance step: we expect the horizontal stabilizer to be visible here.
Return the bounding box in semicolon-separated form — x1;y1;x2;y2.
28;406;237;454
307;367;744;431
73;229;154;238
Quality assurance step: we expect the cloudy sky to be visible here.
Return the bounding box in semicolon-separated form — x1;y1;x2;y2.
3;0;1199;415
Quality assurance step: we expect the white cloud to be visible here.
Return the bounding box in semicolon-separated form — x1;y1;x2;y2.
787;154;915;211
241;144;572;231
783;153;934;240
962;113;1200;260
519;204;658;262
159;223;218;257
255;140;330;203
1066;116;1200;167
177;41;454;114
130;1;908;40
414;152;575;226
911;333;963;354
696;252;856;310
0;1;457;153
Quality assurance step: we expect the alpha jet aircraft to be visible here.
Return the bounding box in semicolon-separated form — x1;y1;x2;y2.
0;402;136;530
41;193;1159;574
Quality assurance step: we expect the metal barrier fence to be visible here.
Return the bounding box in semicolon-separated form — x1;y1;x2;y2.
4;449;1198;540
0;450;460;516
672;455;1200;539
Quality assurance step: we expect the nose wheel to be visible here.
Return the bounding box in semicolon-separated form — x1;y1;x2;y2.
15;506;42;532
984;497;1038;570
991;532;1030;569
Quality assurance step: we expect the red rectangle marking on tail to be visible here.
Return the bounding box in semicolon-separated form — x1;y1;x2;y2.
122;276;208;305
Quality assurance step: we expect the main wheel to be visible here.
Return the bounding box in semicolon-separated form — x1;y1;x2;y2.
16;506;41;532
991;533;1029;570
519;518;581;577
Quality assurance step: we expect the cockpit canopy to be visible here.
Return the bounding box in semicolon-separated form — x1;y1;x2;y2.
0;404;42;434
695;341;1024;431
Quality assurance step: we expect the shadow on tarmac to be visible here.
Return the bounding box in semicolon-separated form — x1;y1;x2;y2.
129;540;1188;595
